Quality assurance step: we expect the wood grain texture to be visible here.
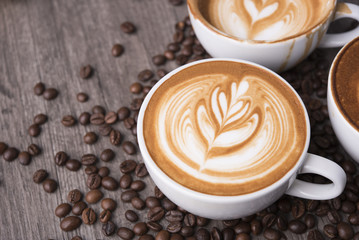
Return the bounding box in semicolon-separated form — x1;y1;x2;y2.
0;0;358;239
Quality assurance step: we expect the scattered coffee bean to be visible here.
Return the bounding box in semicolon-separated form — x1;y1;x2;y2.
288;219;307;234
122;141;136;155
98;166;110;177
80;65;93;79
262;213;276;227
18;151;31;165
197;217;209;227
147;221;162;232
121;189;138;203
118;227;135;240
348;213;359;225
166;210;184;222
79;112;91;125
132;197;145;210
55;203;72;218
112;44;124;57
42;178;57;193
121;21;136;33
28;124;41;137
154;187;164;199
124;117;135;129
85;165;98;175
307;229;324;240
0;142;8;155
304;214;316;229
222;228;235;240
76;92;88;102
83;131;98;144
292;199;305;219
140;234;154;240
164;50;175;60
102;220;116;236
90;113;105;125
125;210;139;222
196;228;210;240
134;222;148;236
27;144;41;156
120;174;133;189
82;207;97;225
138;69;154;82
33;169;48;183
341;200;356;213
167;221;181;233
33;113;48;125
34;82;45;96
98;124;112;136
234;222;250;234
65;159;82;171
81;154;97;166
99;209;112;223
162;198;176;211
152;55;166;66
68;189;82;204
327;210;341;224
105;111;118;124
101;176;118;191
54;151;68;166
147;206;165;222
61;115;77;127
263;228;280;240
43;88;58;100
130;82;143;94
60;216;82;232
337;221;354;239
131;180;146;192
307;199;319;212
120;160;137;173
251;219;262;235
324;224;338;238
100;149;115;162
110;129;122;145
92;105;106;114
72;201;87;216
156;230;170;240
87;174;102;189
136;163;148;177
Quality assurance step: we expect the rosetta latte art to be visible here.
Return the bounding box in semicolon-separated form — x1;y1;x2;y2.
202;0;332;40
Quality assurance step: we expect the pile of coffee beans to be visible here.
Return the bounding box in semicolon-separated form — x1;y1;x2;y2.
2;1;359;240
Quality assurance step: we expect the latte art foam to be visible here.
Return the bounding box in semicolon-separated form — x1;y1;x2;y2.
197;0;333;40
143;61;307;195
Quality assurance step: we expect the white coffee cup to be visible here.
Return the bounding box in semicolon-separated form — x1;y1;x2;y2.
187;0;359;72
328;36;359;163
137;58;346;220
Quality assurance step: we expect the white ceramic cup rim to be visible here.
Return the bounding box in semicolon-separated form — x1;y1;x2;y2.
137;58;311;203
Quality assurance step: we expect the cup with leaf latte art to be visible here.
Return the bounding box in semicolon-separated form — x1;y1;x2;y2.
137;59;346;220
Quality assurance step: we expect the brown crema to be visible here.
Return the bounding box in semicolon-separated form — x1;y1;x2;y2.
143;61;307;196
332;37;359;131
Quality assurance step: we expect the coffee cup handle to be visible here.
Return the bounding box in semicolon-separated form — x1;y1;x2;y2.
285;153;346;200
319;2;359;48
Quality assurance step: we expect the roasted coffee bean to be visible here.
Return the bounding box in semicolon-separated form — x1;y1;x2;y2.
33;113;48;125
324;224;338;238
181;226;194;237
140;235;154;240
183;213;196;227
110;129;122;145
55;203;72;218
90;113;105;125
99;149;114;163
79;112;91;125
83;132;98;144
92;105;106;114
125;210;138;222
80;65;93;79
274;215;287;231
0;142;8;155
337;221;354;239
156;230;170;240
166;210;183;222
120;174;132;189
222;228;235;240
138;69;154;82
171;234;184;240
197;216;209;227
112;44;124;57
118;227;135;240
342;160;357;174
65;159;81;171
98;167;110;177
134;222;148;236
164;50;175;60
3;147;18;161
307;199;319;212
288;219;307;234
153;55;166;66
223;220;239;228
162;198;176;211
124;117;135;129
61;115;77;127
167;43;180;53
132;197;145;210
82;207;96;225
42;178;57;193
67;189;82;204
304;214;315;229
173;31;184;43
292;199;305;219
277;197;291;213
307;229;324;240
28;124;41;137
43;88;58;100
99;209;112;223
210;227;221;240
181;46;192;56
327;210;341;224
263;228;280;240
121;21;136;33
27;144;41;156
34;82;45;96
118;107;131;121
248;220;261;235
98;124;112;136
148;206;165;222
85;165;98;175
102;176;118;191
342;200;356;213
142;86;152;95
120;160;137;173
122;141;136;155
33;169;48;183
60;216;82;232
72;201;87;216
235;233;250;240
54;151;68;166
234;222;250;234
85;189;103;203
193;44;205;56
102;220;116;236
348;213;359;225
196;228;210;240
146;221;162;232
104;111;117;125
262;213;276;227
18;151;31;165
87;174;102;189
130;98;143;111
136;163;148;177
315;203;329;216
175;54;188;65
76;92;88;102
121;189;138;202
131;180;145;191
345;189;359;202
167;221;181;233
154;186;165;199
81;154;97;166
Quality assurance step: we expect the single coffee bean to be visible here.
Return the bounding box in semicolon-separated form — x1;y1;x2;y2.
162;198;176;211
148;206;165;222
33;169;48;183
193;44;205;56
307;229;324;240
222;228;235;240
54;151;68;166
223;220;239;227
18;151;31;165
132;197;145;210
102;220;116;236
166;210;183;222
92;105;106;114
348;213;359;225
164;50;175;60
43;88;58;100
104;111;117;125
121;21;136;33
277;197;291;213
181;226;194;237
65;159;81;171
110;129;121;145
173;31;184;43
99;149;114;163
80;65;93;79
130;82;143;94
263;228;280;240
262;213;276;228
83;132;98;144
98;166;110;177
138;69;154;82
121;190;139;203
130;98;143;111
134;222;148;236
324;224;338;238
196;228;210;240
292;199;305;219
197;216;209;227
34;82;45;96
122;141;136;155
154;186;165;199
315;203;329;216
327;210;341;224
79;112;91;125
123;117;135;129
42;178;57;193
307;199;319;212
234;222;250;234
131;180;145;192
60;216;82;232
3;147;18;161
156;230;170;240
288;219;307;234
147;221;162;232
27;143;41;156
152;55;166;66
112;44;124;57
90;113;105;125
85;189;103;204
76;92;88;102
102;176;118;191
61;115;77;127
28;124;41;137
0;142;8;155
341;200;356;213
167;221;181;233
118;107;131;120
140;235;154;240
33;113;48;125
72;201;87;216
82;207;96;225
250;219;262;235
210;227;222;240
118;227;135;240
99;209;112;223
87;174;102;189
175;54;188;65
81;154;97;166
143;86;152;95
55;203;72;218
120;174;132;189
68;189;82;204
235;233;250;240
304;214;316;229
125;210;139;222
120;160;137;173
183;213;196;227
337;221;354;239
98;124;112;136
85;165;98;175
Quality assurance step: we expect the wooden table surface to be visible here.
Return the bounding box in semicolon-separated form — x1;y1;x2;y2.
1;0;359;239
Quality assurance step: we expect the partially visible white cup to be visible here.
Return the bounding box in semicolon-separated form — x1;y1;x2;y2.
328;36;359;163
187;0;359;72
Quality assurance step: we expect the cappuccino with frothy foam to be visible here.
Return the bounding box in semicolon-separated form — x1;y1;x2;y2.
193;0;334;41
143;61;307;196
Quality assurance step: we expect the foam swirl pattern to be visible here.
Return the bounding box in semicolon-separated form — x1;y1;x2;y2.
200;0;332;41
143;62;307;195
